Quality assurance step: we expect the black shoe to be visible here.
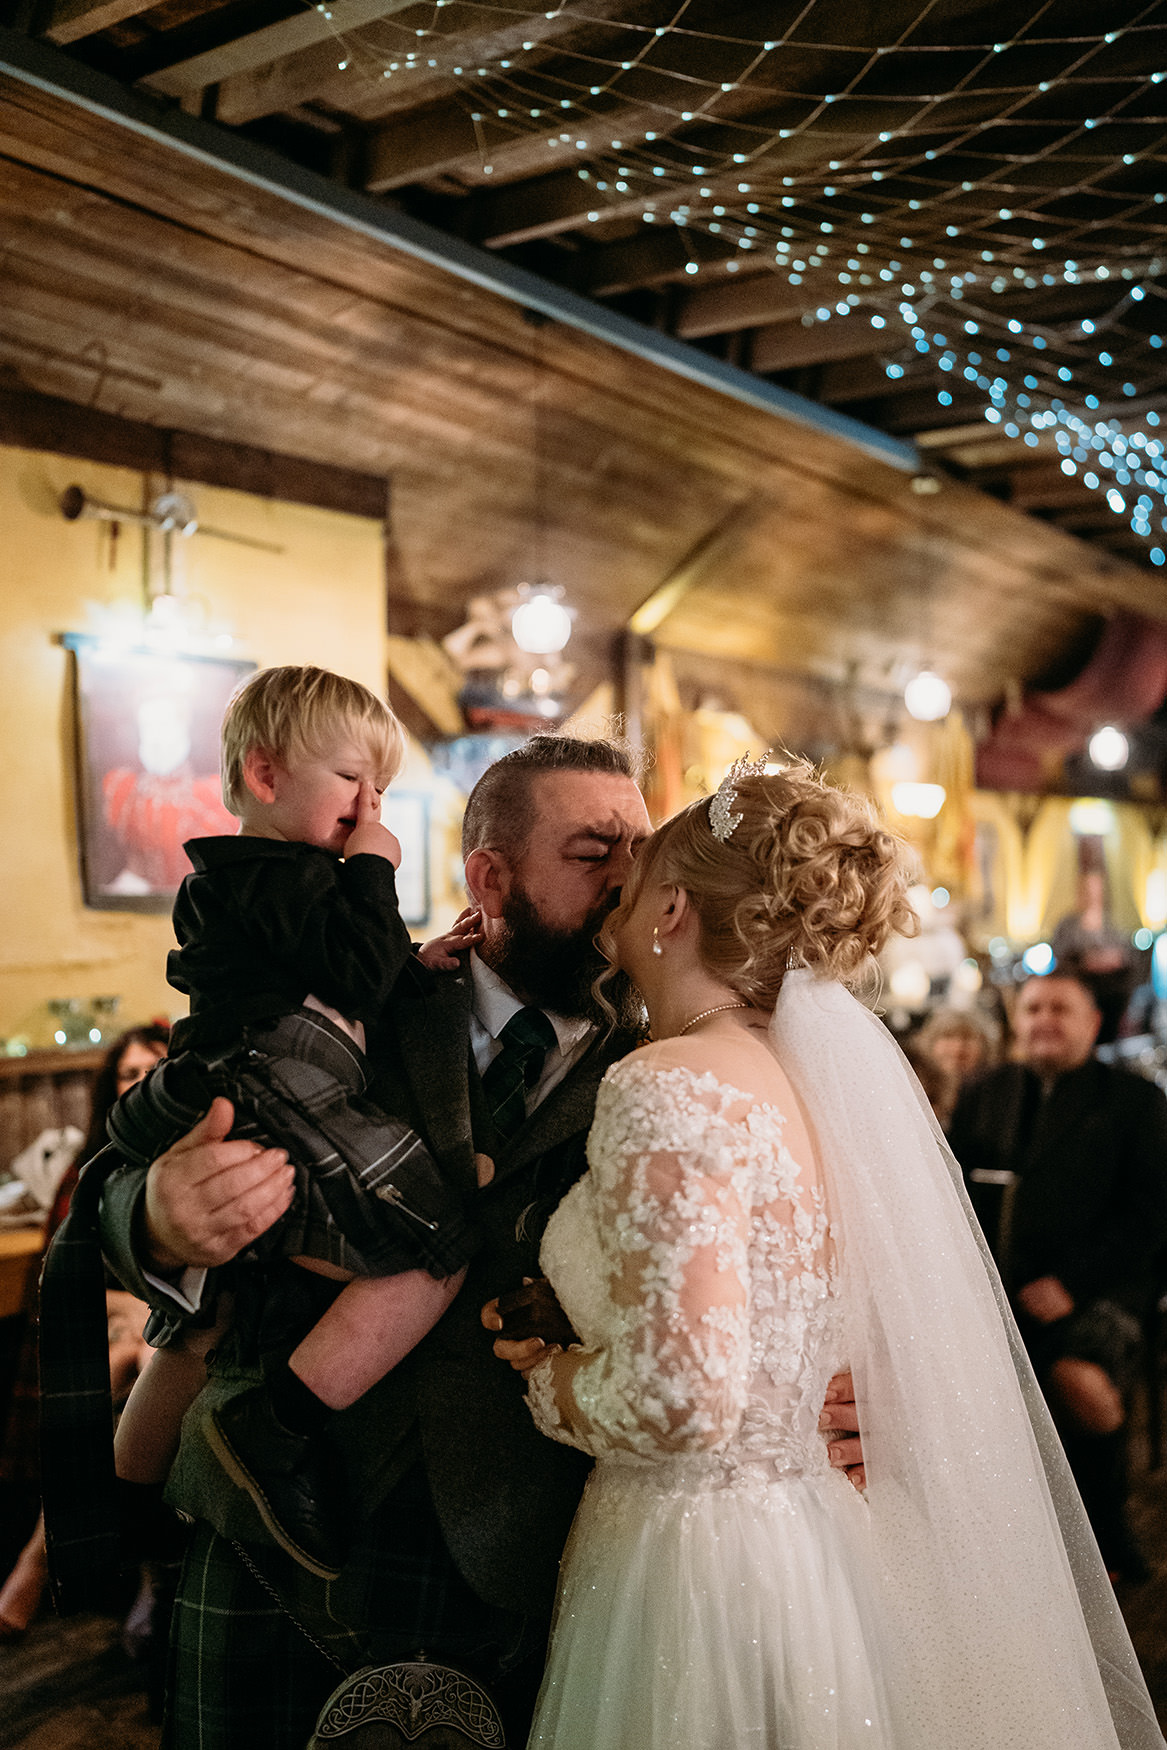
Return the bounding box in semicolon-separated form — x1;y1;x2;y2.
206;1388;349;1580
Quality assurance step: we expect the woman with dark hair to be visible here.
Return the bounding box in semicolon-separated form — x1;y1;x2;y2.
0;1024;169;1639
491;761;1160;1749
44;1024;172;1237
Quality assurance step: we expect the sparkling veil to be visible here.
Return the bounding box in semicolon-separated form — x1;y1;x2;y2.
770;970;1164;1749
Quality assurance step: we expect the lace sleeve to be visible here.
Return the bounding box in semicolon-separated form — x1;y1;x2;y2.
526;1058;757;1459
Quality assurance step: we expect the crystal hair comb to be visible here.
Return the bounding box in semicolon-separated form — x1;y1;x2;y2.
707;754;770;843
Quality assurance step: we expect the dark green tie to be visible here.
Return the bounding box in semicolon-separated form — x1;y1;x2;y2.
482;1007;557;1143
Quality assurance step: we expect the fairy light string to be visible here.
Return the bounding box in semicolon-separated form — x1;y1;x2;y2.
296;0;1166;550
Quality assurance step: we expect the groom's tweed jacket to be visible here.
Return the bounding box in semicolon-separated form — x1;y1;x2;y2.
98;953;641;1618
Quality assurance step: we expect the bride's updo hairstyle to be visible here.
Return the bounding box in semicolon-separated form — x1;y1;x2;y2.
623;761;918;1007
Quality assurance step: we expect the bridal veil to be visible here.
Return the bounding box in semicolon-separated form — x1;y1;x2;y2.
770;970;1163;1749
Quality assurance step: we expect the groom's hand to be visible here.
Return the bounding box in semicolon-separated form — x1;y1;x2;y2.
482;1281;570;1379
142;1097;294;1271
821;1371;865;1490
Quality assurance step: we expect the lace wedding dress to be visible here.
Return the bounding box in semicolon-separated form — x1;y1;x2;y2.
527;1050;894;1748
524;979;1164;1749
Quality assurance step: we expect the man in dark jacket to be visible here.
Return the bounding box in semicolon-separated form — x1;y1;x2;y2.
80;733;862;1748
92;735;650;1747
949;970;1167;1578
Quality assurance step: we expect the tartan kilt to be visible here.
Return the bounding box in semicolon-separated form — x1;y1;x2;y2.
165;1464;539;1750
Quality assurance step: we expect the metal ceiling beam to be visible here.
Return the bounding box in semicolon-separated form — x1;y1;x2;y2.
0;26;919;472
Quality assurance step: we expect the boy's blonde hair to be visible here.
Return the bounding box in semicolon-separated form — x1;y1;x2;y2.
221;666;405;816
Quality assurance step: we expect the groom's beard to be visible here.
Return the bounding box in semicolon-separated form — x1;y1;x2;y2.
482;881;644;1030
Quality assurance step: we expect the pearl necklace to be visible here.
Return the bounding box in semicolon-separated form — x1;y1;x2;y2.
677;1002;751;1037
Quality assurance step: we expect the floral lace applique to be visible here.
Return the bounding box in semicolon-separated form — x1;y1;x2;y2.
527;1058;843;1483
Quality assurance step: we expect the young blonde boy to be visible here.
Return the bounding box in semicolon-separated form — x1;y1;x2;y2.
110;666;481;1577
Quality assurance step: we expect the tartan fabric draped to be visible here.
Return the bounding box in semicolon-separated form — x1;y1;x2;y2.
39;1144;124;1614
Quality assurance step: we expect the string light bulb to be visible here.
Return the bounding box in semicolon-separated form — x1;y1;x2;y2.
1088;725;1130;771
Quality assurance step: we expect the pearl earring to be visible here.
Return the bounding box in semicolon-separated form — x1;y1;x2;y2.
652;927;663;956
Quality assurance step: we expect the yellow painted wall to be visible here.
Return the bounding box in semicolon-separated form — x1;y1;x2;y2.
0;445;388;1045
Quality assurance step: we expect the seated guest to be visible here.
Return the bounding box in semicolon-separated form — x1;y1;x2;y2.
912;1008;999;1132
902;1040;960;1133
949;972;1167;1579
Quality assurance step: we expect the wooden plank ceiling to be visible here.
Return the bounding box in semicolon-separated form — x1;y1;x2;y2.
2;0;1167;740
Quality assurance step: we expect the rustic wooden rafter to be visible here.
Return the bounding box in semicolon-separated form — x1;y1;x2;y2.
44;0;157;46
142;0;421;99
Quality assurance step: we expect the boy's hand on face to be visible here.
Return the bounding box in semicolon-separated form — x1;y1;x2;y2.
418;907;484;971
344;781;402;866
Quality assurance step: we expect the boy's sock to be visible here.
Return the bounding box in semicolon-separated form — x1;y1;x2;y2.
267;1361;332;1437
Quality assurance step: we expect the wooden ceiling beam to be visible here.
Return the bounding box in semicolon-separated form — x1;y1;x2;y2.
215;3;627;127
0;385;389;517
365;88;689;196
142;0;419;99
364;51;865;201
43;0;158;45
572;229;735;298
365;104;488;196
676;273;841;340
457;166;655;250
751;317;885;375
1010;484;1095;513
796;356;898;403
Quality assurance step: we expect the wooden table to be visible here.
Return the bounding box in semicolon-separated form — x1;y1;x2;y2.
0;1226;42;1321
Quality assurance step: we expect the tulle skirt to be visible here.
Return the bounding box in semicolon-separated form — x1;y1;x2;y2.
528;1459;901;1750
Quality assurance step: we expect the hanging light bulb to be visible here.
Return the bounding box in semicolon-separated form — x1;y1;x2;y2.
511;587;573;654
891;781;947;819
904;670;952;721
1088;725;1129;771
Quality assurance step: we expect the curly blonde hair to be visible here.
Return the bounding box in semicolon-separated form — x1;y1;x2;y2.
610;761;919;1007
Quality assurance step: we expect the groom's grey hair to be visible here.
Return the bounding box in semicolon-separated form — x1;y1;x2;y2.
462;733;641;861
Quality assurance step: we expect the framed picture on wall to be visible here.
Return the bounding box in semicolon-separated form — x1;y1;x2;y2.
63;636;255;912
384;792;431;927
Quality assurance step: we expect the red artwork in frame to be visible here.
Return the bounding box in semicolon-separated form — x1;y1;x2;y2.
64;636;255;912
